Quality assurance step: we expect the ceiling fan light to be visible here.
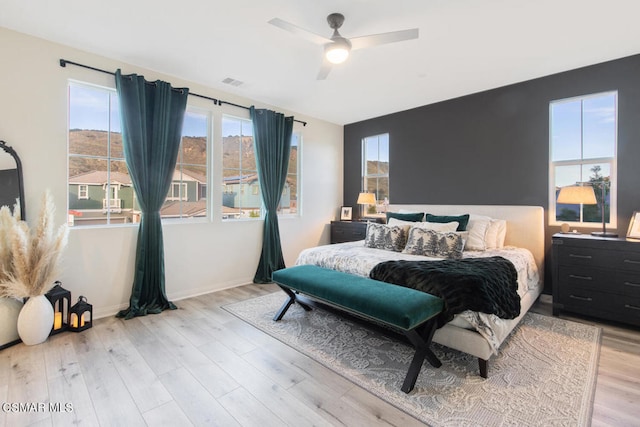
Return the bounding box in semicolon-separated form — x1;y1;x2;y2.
325;46;349;64
325;37;351;64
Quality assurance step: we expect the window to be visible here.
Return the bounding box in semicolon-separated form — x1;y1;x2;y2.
280;131;300;216
68;82;209;226
167;109;208;220
549;92;617;226
68;82;130;226
222;115;259;219
78;185;88;200
167;183;188;201
362;133;389;214
220;116;301;219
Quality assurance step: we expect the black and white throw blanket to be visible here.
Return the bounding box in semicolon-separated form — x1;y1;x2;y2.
369;256;521;328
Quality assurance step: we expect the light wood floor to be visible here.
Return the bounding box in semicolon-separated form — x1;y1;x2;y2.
1;285;639;427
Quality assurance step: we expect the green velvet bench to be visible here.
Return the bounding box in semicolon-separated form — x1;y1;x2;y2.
272;264;444;393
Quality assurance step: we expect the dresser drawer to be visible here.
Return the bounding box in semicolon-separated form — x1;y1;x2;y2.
558;285;616;312
610;251;640;272
614;271;640;298
558;265;609;291
617;294;640;323
557;246;612;268
330;221;367;244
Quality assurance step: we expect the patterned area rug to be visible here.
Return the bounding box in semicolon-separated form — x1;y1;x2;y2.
224;292;601;426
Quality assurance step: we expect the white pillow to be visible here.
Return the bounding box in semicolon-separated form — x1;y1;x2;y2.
387;217;419;227
464;215;492;251
485;219;507;249
388;217;459;232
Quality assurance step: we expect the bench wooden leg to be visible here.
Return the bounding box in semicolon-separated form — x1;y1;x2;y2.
401;318;441;393
273;285;312;321
478;358;488;378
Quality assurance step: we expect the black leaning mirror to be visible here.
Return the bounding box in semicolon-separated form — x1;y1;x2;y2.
0;140;26;221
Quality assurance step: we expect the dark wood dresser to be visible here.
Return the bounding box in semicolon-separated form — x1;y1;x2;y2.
330;221;368;244
552;233;640;327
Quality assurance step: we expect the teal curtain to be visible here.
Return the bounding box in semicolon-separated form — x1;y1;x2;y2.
115;70;188;319
251;107;294;283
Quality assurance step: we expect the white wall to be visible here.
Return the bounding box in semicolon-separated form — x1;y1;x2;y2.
0;27;343;318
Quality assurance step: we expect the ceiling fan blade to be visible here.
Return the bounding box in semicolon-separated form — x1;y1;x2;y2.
268;18;332;45
350;28;419;50
317;60;333;80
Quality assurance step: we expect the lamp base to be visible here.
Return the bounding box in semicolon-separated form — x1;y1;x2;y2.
591;231;618;238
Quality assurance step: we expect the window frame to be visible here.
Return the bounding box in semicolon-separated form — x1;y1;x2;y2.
362;133;390;211
278;130;301;218
78;184;88;200
221;114;260;221
548;91;618;228
220;116;302;221
167;182;188;201
164;106;210;222
67;80;211;227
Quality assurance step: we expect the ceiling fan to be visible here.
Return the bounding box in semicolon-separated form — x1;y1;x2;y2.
269;13;419;80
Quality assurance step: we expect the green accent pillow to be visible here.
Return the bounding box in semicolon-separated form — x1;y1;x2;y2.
425;214;470;231
386;212;424;222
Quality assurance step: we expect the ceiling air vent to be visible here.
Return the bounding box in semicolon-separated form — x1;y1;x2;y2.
222;77;244;87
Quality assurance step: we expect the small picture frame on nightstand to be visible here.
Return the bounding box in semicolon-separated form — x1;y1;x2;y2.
340;206;352;221
627;211;640;239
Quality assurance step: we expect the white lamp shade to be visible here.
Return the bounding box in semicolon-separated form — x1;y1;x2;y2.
357;192;376;205
325;47;349;64
556;185;597;205
325;38;351;64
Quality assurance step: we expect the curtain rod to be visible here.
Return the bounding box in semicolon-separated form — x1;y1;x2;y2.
59;59;307;126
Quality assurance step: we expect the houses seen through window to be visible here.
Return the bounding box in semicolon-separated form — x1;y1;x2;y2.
221;115;299;220
67;82;209;226
550;92;617;226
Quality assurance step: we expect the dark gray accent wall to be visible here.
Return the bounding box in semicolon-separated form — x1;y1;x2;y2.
344;54;640;290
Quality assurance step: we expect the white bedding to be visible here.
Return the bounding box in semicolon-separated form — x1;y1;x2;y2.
295;241;541;354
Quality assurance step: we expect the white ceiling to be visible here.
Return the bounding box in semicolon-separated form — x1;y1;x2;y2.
2;0;640;125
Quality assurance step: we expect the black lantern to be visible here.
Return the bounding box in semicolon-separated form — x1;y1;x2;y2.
45;281;71;335
68;296;92;332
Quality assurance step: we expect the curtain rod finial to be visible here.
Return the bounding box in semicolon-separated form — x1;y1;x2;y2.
59;59;67;67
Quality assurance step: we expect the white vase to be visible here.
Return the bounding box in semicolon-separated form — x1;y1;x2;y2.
17;295;53;346
0;297;24;347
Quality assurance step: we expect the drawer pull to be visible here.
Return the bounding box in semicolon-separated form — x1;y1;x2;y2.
624;259;640;265
569;254;592;259
569;295;593;302
624;281;640;288
624;304;640;311
569;274;592;281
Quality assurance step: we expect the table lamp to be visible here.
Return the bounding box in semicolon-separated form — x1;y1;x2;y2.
357;192;376;220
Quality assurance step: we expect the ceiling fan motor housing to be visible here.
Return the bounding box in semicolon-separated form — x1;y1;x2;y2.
327;13;345;30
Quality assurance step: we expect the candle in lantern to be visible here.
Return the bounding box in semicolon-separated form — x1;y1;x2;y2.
80;314;85;328
71;313;78;328
54;312;62;330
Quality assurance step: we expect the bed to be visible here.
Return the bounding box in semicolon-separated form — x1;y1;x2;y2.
295;204;544;377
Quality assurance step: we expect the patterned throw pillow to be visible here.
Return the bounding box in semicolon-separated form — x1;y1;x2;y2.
364;223;408;252
402;227;465;259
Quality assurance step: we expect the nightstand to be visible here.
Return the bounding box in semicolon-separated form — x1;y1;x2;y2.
552;233;640;327
330;221;368;244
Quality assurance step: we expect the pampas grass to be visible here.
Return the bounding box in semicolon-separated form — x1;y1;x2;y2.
0;191;68;299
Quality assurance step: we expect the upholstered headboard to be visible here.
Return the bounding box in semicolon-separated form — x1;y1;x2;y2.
388;205;545;276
